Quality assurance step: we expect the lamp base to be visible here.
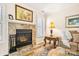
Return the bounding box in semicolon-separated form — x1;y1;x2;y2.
50;29;53;37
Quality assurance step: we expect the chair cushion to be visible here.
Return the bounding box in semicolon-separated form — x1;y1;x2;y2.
48;47;65;56
70;42;77;46
72;34;79;42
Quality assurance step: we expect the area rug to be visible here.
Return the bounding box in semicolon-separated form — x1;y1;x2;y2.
9;43;79;56
9;43;54;56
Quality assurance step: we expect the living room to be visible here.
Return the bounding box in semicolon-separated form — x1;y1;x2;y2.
0;3;79;56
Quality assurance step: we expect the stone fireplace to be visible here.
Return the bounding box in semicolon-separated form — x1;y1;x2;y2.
8;23;36;53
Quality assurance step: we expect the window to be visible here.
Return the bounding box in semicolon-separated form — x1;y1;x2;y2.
36;13;46;38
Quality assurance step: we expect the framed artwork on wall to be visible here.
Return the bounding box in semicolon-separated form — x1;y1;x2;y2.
15;5;33;22
65;14;79;28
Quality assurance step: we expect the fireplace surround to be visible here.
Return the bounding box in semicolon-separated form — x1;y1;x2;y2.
8;23;36;53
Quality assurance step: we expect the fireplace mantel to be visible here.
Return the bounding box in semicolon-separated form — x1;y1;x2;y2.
8;20;35;25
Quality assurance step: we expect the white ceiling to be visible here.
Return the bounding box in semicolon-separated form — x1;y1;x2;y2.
25;3;50;10
26;3;79;14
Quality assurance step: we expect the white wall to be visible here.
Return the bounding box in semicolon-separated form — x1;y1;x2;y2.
0;4;8;55
46;4;79;35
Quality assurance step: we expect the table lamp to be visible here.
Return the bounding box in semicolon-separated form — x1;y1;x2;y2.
49;21;55;36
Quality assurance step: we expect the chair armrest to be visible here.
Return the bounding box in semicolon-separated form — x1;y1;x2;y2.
70;42;77;46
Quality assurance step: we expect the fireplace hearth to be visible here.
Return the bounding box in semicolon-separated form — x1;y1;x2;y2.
16;29;32;48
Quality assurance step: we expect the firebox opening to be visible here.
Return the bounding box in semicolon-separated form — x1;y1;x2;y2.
16;29;32;48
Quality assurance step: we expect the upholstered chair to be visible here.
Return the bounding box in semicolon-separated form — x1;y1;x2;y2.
69;31;79;51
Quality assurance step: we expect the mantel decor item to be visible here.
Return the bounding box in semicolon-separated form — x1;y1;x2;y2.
8;14;14;20
65;14;79;28
15;5;33;22
49;21;55;36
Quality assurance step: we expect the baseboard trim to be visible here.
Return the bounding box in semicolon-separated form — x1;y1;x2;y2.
4;54;9;56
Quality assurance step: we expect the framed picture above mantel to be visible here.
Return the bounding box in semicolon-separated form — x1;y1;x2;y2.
15;5;33;22
65;14;79;28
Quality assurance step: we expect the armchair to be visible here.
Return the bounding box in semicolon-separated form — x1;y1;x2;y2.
69;31;79;51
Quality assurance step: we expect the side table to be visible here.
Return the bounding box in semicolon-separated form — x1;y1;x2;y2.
44;36;59;48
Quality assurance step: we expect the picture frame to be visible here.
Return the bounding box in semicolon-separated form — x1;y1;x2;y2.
15;5;33;22
65;14;79;28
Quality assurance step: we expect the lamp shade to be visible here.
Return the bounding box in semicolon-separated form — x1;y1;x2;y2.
50;21;55;29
